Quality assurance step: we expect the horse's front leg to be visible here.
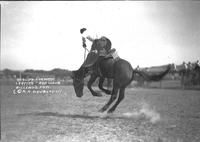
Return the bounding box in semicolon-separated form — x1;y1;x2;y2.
98;78;112;95
87;74;102;97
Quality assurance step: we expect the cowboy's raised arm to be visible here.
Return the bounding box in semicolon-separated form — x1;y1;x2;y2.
86;36;94;42
80;28;95;42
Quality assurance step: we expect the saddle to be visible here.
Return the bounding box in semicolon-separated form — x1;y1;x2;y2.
81;48;119;68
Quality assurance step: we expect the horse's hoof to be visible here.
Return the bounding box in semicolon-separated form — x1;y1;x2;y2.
107;109;114;113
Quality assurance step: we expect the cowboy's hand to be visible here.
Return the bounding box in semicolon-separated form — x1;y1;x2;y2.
82;37;86;42
83;43;87;48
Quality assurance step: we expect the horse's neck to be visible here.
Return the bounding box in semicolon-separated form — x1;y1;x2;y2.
76;67;88;77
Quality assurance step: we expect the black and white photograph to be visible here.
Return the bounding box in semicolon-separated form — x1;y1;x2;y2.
1;1;200;142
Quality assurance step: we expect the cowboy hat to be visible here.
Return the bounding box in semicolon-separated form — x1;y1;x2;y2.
80;28;87;34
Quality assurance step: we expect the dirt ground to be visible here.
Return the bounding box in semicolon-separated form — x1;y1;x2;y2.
1;85;200;142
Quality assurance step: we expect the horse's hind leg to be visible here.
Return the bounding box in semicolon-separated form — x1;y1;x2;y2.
99;77;112;95
99;84;119;113
108;87;125;113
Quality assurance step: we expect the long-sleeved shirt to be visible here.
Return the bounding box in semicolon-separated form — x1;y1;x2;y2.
81;29;97;49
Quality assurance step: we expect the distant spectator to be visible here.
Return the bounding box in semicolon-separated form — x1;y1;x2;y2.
187;61;192;70
182;61;187;69
136;65;140;71
196;60;200;66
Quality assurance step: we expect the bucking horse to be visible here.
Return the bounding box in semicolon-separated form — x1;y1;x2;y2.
71;38;171;113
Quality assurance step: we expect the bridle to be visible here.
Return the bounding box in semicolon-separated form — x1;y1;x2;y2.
73;76;84;88
72;67;86;88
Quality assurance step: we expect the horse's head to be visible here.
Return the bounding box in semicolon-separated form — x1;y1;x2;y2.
71;69;85;97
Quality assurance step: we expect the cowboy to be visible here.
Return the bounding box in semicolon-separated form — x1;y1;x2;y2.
92;36;119;59
80;28;113;57
92;36;120;77
80;28;119;75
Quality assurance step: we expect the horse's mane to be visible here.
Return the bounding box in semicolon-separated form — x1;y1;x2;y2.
91;39;99;51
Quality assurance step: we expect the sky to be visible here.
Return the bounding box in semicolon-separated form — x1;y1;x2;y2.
1;1;200;70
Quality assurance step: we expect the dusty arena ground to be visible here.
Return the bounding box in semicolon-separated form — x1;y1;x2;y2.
1;85;200;142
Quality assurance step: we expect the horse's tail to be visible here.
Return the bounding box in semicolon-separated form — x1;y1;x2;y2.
132;64;171;81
